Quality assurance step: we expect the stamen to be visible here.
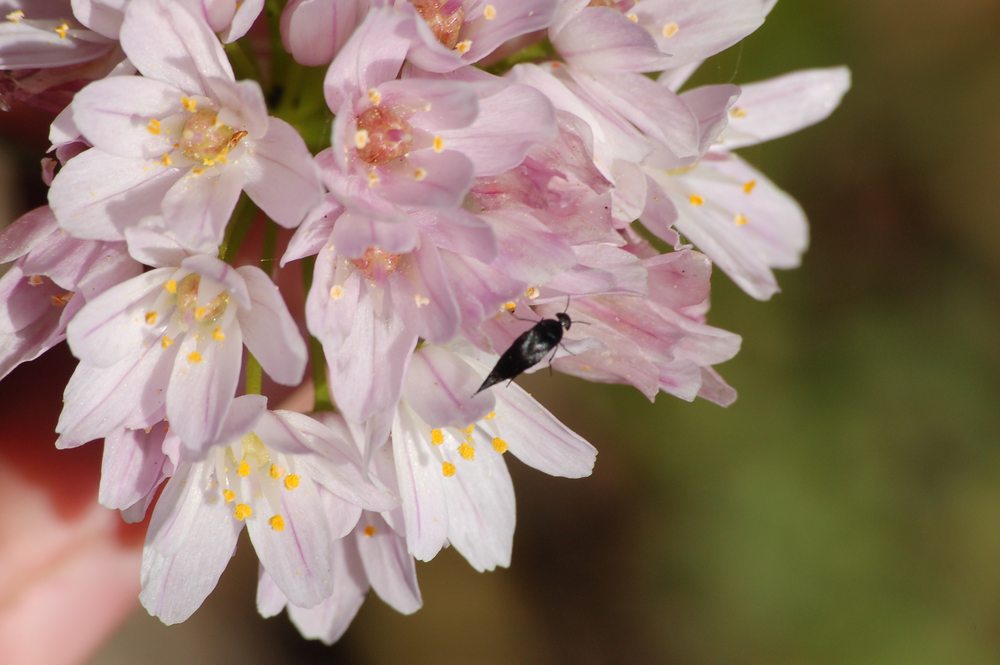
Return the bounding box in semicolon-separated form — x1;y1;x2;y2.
194;306;208;321
525;286;540;300
626;13;638;22
734;213;749;226
212;326;225;341
355;129;370;149
414;293;430;307
413;167;427;181
662;21;679;38
433;135;444;153
689;194;705;206
164;279;177;294
160;153;173;167
492;437;508;453
284;474;300;490
367;88;382;105
234;503;253;520
27;275;43;286
269;463;284;479
455;39;472;54
187;351;203;363
222;489;236;503
442;461;456;477
161;335;174;349
484;411;496;420
237;460;251;477
743;179;757;194
6;10;24;22
458;443;475;460
363;525;377;537
730;106;747;119
431;429;444;445
268;515;285;532
147;119;161;135
483;4;497;20
54;22;69;39
145;311;158;325
330;285;345;300
181;97;197;112
503;301;516;313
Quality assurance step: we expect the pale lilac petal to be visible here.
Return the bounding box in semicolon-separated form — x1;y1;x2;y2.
442;441;514;572
645;249;712;310
286;537;366;644
0;267;57;334
0;15;112;69
219;0;264;42
123;227;190;268
326;289;417;425
331;209;418;258
391;405;448;561
638;175;679;246
66;267;173;368
319;487;364;539
239;118;322;228
245;473;334;608
387;78;479;132
72;0;127;39
490;380;597;478
211;393;267;448
323;7;410;111
256;567;287;618
553;8;672;73
697;367;737;406
544;244;647;296
644;0;766;67
0;206;58;264
166;321;242;449
483;209;577;286
140;463;241;624
161;166;245;254
354;513;421;614
403;346;493;428
377;150;475;209
204;76;268;138
48;149;185;241
71;76;184;158
181;254;251;309
120;0;233;94
281;0;360;66
56;343;177;448
415;208;496;263
393;242;460;344
99;423;168;510
442;82;556;177
281;196;341;265
720;67;851;150
681;83;739;153
236;266;307;386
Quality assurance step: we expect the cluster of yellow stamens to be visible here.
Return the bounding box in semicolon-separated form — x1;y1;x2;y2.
430;410;508;478
217;433;302;532
144;273;232;359
684;178;759;227
144;96;248;171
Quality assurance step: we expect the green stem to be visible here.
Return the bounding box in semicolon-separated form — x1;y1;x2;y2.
245;353;263;395
224;39;261;83
219;195;257;263
302;256;334;412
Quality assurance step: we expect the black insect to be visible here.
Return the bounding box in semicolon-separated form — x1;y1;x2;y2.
474;311;572;395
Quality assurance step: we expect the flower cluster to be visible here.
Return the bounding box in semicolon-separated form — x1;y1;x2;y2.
0;0;848;643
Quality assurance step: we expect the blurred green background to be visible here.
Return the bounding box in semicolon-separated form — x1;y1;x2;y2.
5;1;1000;663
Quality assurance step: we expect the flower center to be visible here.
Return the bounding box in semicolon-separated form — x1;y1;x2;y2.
410;0;465;49
351;247;403;281
355;105;413;165
179;108;247;166
214;432;300;530
173;273;230;328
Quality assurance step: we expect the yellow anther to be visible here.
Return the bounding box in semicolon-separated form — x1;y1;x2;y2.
458;443;475;460
743;179;757;194
689;194;705;206
27;275;43;286
237;460;251;477
329;285;345;300
164;279;177;294
145;311;158;325
414;293;430;307
268;515;285;531
464;424;475;435
6;10;24;22
363;525;377;537
734;213;749;227
431;429;445;445
160;153;173;167
662;21;679;38
54;22;69;39
187;351;203;363
194;306;208;321
269;464;284;479
191;167;205;175
147;118;161;135
367;171;380;187
355;129;370;149
730;106;747;119
234;503;253;520
455;40;472;54
223;489;236;503
367;88;382;105
442;461;456;477
484;411;496;421
492;437;508;453
161;335;174;349
284;474;300;490
433;135;445;153
413;167;427;182
502;301;517;313
181;96;197;112
212;327;225;341
483;4;496;20
525;286;540;300
626;13;638;22
50;293;71;307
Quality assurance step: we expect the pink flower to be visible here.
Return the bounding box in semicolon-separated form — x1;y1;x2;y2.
47;0;320;253
0;205;140;380
56;249;306;452
280;0;367;66
649;67;851;299
138;398;396;624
